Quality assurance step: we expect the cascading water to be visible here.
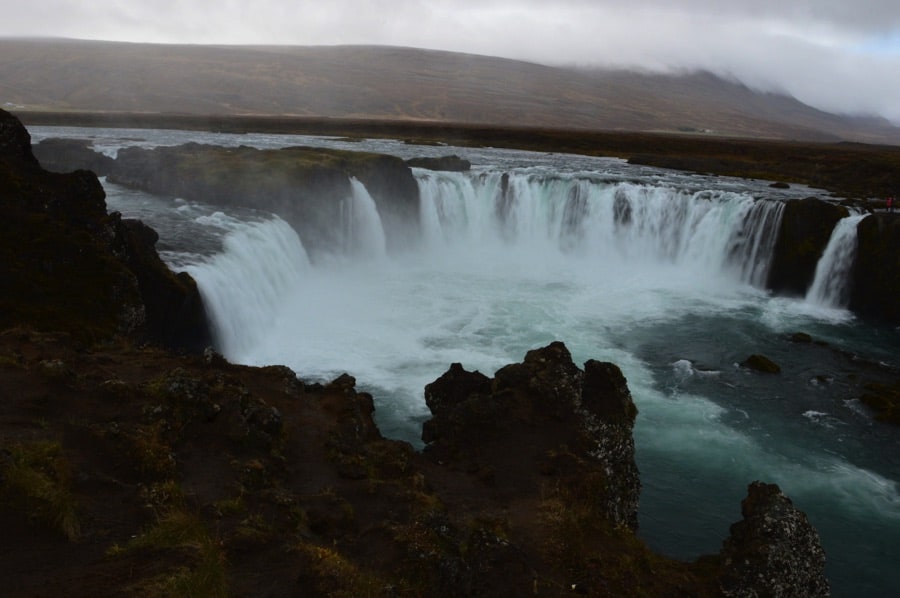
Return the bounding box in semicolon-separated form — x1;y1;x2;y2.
184;216;311;358
35;124;900;597
340;178;388;258
415;170;785;286
806;214;868;309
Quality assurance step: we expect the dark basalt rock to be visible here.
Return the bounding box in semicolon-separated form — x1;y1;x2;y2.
423;341;641;531
0;108;210;351
33;138;115;175
850;214;900;325
406;154;471;171
767;197;848;296
110;218;212;352
741;354;782;374
720;482;830;597
0;109;38;166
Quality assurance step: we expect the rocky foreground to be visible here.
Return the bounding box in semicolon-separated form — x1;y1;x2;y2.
1;108;833;596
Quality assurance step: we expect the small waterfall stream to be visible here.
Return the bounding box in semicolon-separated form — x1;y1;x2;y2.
806;214;868;308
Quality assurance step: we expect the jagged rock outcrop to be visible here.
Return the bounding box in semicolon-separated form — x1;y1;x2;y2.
110;219;212;352
105;142;420;256
0;109;210;351
423;341;640;531
850;214;900;325
767;197;848;296
720;482;830;597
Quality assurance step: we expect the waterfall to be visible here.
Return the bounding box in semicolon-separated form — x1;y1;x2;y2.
183;216;311;359
415;170;784;286
805;214;868;308
341;178;387;258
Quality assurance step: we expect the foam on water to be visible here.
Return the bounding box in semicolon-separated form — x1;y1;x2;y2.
184;217;311;358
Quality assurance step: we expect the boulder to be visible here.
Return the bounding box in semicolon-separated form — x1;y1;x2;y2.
767;197;848;296
741;354;781;374
720;481;829;597
850;214;900;325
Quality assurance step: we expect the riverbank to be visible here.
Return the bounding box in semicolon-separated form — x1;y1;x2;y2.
16;110;900;201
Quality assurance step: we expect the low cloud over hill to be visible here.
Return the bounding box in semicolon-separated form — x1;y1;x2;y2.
3;38;899;144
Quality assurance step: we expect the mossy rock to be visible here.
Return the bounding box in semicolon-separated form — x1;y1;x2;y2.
108;143;420;255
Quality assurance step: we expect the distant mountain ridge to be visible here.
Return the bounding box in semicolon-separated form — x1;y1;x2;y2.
2;38;899;144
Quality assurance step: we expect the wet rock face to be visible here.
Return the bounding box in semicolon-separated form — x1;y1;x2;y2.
767;197;848;296
851;214;900;325
720;481;830;597
422;341;641;531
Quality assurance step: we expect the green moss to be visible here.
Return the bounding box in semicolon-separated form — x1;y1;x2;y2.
0;353;23;369
111;508;228;598
296;543;397;597
128;423;177;478
0;440;81;540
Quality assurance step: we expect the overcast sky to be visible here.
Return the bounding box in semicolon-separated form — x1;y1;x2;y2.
5;0;900;123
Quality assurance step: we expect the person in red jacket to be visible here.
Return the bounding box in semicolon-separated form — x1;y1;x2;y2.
888;196;895;213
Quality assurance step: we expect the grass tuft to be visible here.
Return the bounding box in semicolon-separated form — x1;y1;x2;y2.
111;507;228;597
0;440;81;540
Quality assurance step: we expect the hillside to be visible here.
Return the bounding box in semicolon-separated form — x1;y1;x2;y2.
3;38;899;144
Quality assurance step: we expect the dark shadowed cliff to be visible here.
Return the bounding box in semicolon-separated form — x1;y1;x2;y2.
0;109;210;351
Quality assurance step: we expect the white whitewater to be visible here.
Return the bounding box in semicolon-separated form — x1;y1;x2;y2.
341;178;387;259
806;214;868;308
184;216;311;358
416;170;785;285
